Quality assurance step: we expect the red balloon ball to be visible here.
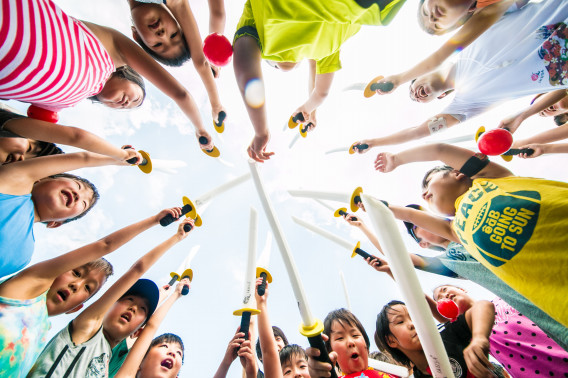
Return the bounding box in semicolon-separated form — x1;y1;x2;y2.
27;105;59;123
437;298;459;320
203;33;233;67
477;128;513;156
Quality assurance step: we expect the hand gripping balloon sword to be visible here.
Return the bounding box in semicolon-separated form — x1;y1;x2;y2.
249;161;338;378
159;196;203;232
233;208;262;339
168;245;200;295
362;194;453;377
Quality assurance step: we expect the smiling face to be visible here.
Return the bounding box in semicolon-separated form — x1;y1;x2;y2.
409;73;448;103
422;169;471;216
0;138;42;165
329;319;368;375
130;4;185;60
385;305;422;353
420;0;474;34
282;354;310;378
138;341;183;378
539;96;568;117
97;75;144;109
32;177;95;224
103;295;149;342
434;285;474;314
46;266;107;316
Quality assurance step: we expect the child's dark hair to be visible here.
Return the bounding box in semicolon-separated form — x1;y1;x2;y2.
374;300;412;368
554;113;568;126
132;32;190;67
279;344;307;367
39;173;100;224
417;0;473;35
323;308;370;353
147;333;185;363
421;165;453;190
89;66;146;106
35;141;64;157
256;326;289;361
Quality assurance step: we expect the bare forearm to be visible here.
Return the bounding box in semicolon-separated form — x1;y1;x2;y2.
257;302;283;378
358;223;384;255
391;205;458;242
516;124;568;145
368;123;431;148
521;90;567;120
195;59;222;108
130;235;181;275
208;0;226;35
468;300;495;340
426;295;448;323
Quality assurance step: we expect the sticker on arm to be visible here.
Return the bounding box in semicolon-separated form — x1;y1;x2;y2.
428;117;447;134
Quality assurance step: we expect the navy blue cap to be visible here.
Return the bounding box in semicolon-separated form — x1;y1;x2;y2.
402;204;424;244
121;278;159;321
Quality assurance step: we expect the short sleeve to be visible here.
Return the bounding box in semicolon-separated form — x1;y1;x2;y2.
316;50;342;74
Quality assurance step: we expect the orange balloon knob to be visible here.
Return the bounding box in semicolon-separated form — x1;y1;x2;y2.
27;105;59;123
437;299;459;322
203;33;233;67
477;128;513;156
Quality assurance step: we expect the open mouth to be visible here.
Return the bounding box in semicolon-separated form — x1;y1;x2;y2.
62;190;73;206
120;312;132;322
161;358;174;369
350;353;359;360
3;154;14;164
57;289;69;302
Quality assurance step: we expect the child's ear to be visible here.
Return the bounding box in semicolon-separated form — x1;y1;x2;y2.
386;334;399;349
131;326;144;339
131;26;139;41
45;221;63;229
65;303;83;314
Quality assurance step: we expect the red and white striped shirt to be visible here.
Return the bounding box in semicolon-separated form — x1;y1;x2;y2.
0;0;115;111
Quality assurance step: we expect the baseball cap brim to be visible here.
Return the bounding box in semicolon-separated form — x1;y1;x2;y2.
121;278;159;321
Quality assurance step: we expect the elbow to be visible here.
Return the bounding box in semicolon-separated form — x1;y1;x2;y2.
172;88;190;104
68;127;89;146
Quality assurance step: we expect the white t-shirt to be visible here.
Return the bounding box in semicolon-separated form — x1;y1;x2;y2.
443;0;568;121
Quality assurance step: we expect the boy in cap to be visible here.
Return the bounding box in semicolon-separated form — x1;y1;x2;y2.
28;218;195;377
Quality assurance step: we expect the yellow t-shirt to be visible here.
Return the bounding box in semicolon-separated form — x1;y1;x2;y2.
235;0;406;74
452;177;568;327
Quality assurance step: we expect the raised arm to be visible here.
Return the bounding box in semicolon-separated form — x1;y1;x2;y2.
463;300;495;377
499;89;568;133
353;113;460;154
0;151;125;196
167;0;224;117
71;218;195;346
0;208;182;301
513;123;568;146
207;0;226;35
292;71;334;124
213;329;247;378
374;143;513;178
3;117;140;162
377;0;513;93
114;279;188;378
255;278;283;378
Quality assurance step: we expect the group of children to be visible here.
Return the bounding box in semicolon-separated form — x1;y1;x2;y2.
1;0;568;376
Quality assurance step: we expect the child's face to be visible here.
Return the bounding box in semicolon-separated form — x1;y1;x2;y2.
0;138;39;164
138;341;183;378
539;96;568;117
103;295;149;340
130;4;185;60
32;177;95;223
420;0;473;34
275;335;286;352
97;76;144;109
386;305;422;353
422;170;470;216
282;354;310;378
46;267;108;316
409;73;446;103
434;285;474;314
329;320;368;375
414;226;448;248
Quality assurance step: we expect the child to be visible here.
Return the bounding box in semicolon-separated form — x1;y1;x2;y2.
0;0;217;151
0;207;182;376
374;300;497;378
341;207;568;350
280;345;310;378
0;206;182;376
0;149;135;277
114;279;189;378
0;107;142;164
213;329;257;378
352;0;568;153
374;142;568;328
308;308;395;378
27;218;196;377
233;0;407;162
373;0;523;94
128;0;226;125
433;284;568;376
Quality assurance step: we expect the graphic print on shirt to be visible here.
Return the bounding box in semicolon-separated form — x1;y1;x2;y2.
537;22;568;86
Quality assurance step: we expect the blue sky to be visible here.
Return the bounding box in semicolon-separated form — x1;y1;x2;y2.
7;0;568;376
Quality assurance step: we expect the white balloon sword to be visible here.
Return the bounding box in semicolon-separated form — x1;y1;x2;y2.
194;173;251;211
256;232;273;296
362;194;453;377
338;271;352;312
291;216;375;261
249;161;338;378
233;208;261;339
168;245;200;295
